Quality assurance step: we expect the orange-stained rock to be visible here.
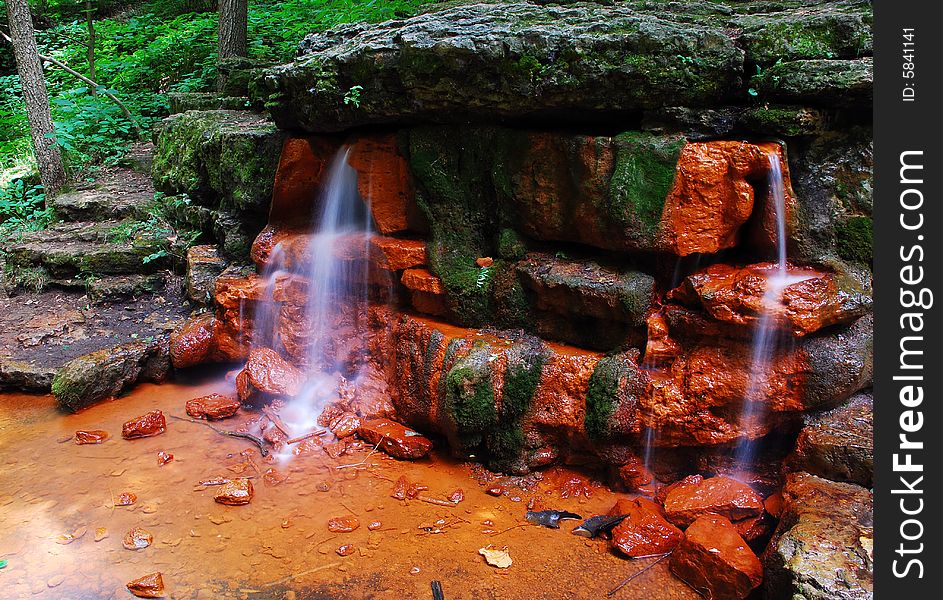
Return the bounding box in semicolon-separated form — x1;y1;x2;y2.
347;134;413;235
370;236;427;271
270;136;338;227
643;309;681;366
327;515;360;533
357;417;433;460
236;348;305;403
669;262;872;336
401;268;445;294
75;430;109;444
126;572;164;598
410;291;449;316
655;474;704;505
616;456;654;491
764;491;784;518
669;515;763;600
661;141;796;257
122;410;166;439
663;476;764;528
608;498;683;558
122;527;153;550
169;313;218;368
214;478;254;505
186;394;240;420
329;412;362;438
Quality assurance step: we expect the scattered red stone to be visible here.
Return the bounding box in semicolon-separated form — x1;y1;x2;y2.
357;418;432;460
449;489;465;504
328;515;360;533
169;312;218;368
115;492;137;506
368;520;382;531
669;515;763;600
406;483;428;500
214;478;254;505
236;347;305;403
608;498;683;558
391;476;409;500
329;412;363;439
122;410;166;440
185;393;240;420
733;513;771;542
74;430;109;444
485;485;505;497
126;572;165;598
336;543;355;557
263;468;286;486
559;475;593;499
156;451;173;466
663;475;764;528
764;491;784;518
122;527;153;551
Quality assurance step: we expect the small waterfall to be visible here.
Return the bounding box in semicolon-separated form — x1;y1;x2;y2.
279;147;376;439
733;151;790;469
250;243;288;353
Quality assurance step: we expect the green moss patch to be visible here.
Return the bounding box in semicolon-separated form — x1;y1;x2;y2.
608;132;685;236
835;215;872;264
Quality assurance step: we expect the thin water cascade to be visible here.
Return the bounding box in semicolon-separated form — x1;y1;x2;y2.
733;150;791;469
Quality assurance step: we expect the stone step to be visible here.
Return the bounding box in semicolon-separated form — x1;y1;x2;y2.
47;273;167;300
3;220;171;286
168;92;251;114
51;165;156;222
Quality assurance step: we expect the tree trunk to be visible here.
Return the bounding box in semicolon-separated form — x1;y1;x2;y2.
5;0;66;195
218;0;247;60
86;1;96;96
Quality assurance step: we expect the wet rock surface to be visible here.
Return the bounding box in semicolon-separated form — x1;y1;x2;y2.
122;410;167;439
670;514;764;600
214;478;254;505
74;430;109;444
185;393;241;420
357;418;433;460
763;472;873;600
608;498;683;558
663;476;764;528
786;392;873;486
126;572;165;598
236;347;306;403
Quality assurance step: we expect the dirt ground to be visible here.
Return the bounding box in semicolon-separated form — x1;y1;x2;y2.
0;370;699;600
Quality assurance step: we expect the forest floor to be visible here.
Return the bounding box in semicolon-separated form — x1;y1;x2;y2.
0;144;191;391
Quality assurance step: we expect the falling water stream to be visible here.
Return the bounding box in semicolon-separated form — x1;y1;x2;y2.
733;150;794;468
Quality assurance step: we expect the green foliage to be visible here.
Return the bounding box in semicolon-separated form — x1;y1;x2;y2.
109;193;200;264
343;84;364;107
0;177;52;238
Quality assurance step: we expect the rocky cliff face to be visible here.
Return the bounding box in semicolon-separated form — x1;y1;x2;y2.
152;3;872;597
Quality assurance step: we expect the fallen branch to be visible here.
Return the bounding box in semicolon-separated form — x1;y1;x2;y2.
334;440;382;469
607;553;671;597
286;430;327;445
1;30;142;137
488;523;532;537
261;562;340;588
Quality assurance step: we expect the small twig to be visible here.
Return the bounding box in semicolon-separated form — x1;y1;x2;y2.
261;562;340;588
286;430;327;445
607;553;671;597
262;407;292;438
335;440;382;469
488;523;532;537
416;495;460;507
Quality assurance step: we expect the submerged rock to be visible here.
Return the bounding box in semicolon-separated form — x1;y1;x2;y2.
214;478;254;505
185;393;240;420
670;514;763;600
122;410;167;440
663;475;764;528
608;498;683;558
74;430;109;445
126;572;164;598
327;515;360;533
786;392;873;486
763;472;872;600
357;418;433;460
122;527;154;551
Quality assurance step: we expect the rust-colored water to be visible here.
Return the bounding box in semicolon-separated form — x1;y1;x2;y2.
0;375;697;600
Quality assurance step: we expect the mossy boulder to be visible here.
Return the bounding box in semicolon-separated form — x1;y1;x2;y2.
152;110;286;216
734;1;872;64
751;58;872;107
585;350;646;441
168;93;250;114
53;337;172;413
253;2;744;131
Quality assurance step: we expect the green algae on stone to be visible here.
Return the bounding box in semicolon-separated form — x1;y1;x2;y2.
485;340;547;471
835;216;872;263
608;132;685;238
750;58;872;107
443;342;497;453
585;351;643;441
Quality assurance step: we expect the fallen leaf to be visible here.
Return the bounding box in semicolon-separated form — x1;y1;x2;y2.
479;545;512;569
